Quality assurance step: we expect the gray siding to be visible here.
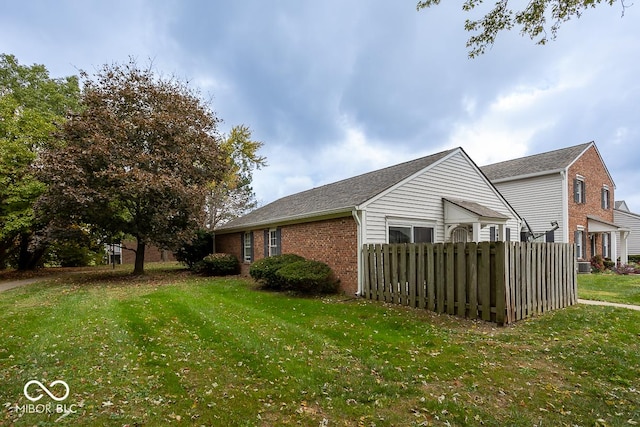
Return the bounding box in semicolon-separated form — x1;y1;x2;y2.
614;209;640;255
362;151;520;243
493;174;565;242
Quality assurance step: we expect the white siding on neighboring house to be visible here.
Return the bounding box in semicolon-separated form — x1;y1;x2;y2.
493;173;565;242
614;209;640;255
361;150;520;243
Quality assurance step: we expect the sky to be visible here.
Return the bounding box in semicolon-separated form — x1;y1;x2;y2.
2;0;639;211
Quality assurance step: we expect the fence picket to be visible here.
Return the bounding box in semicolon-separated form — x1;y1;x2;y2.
361;242;576;324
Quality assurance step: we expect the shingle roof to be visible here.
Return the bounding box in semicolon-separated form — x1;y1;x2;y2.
217;148;458;232
480;142;593;181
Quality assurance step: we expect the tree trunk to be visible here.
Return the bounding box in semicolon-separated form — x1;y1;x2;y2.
133;240;146;275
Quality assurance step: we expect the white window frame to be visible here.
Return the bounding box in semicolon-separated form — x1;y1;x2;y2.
268;228;278;257
576;228;584;259
243;232;252;263
575;176;586;204
387;219;436;244
602;185;610;210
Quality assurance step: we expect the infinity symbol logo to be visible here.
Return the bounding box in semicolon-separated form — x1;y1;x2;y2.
23;380;70;402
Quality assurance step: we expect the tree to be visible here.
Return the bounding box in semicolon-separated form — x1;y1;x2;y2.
38;60;229;275
0;54;80;269
202;124;266;229
417;0;627;58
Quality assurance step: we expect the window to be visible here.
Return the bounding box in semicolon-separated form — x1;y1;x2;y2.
505;227;511;242
490;226;497;242
269;229;279;256
574;177;586;204
242;232;253;263
602;233;610;259
388;223;434;243
575;230;585;259
263;228;281;257
601;186;610;210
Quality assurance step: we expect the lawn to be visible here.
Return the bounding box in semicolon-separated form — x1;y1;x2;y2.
577;272;640;305
1;267;639;426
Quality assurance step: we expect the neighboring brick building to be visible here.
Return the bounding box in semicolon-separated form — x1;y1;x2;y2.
120;240;176;264
481;142;629;264
216;147;521;295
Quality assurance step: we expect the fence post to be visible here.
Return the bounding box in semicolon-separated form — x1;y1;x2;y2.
494;242;506;325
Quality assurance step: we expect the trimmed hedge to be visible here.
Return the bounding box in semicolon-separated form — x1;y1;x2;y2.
249;254;339;294
249;254;305;288
197;253;239;276
275;259;340;294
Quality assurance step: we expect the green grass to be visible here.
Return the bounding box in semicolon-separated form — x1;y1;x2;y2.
578;273;640;305
1;268;639;426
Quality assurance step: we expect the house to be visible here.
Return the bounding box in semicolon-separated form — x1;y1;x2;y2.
481;141;629;265
614;201;640;257
215;147;522;295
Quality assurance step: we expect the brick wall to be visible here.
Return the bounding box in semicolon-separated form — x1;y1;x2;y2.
215;216;359;295
121;240;176;264
567;145;615;259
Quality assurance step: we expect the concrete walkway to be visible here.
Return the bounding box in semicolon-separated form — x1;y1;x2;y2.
0;276;56;292
577;298;640;311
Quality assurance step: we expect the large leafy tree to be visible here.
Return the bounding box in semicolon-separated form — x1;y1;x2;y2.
417;0;628;58
0;54;80;269
202;124;266;229
38;60;229;275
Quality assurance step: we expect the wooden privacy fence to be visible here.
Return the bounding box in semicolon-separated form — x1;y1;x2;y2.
361;242;576;325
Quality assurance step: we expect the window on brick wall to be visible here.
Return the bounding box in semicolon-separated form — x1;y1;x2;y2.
602;233;610;259
242;232;253;263
574;177;586;204
263;228;281;257
575;229;585;259
388;221;434;243
601;186;610;210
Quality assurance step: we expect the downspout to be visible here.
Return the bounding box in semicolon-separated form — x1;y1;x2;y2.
352;208;363;297
561;170;569;242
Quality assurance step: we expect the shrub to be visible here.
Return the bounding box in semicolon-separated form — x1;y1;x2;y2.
175;230;214;269
629;255;640;264
275;259;340;294
603;258;616;270
614;262;640;275
198;253;239;276
590;255;606;273
249;254;305;289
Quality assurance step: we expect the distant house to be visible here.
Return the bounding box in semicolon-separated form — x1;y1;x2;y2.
481;141;629;264
614;201;640;257
215;147;521;295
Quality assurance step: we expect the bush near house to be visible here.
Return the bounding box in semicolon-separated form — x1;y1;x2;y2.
249;254;338;294
175;230;215;269
196;253;239;276
275;259;340;294
590;255;615;273
249;254;305;288
629;254;640;264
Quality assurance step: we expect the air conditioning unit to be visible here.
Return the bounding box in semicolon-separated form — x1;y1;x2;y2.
577;261;592;274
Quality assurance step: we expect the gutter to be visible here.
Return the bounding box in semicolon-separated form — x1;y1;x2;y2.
352;209;363;297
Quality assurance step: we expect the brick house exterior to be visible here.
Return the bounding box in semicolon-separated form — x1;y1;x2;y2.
216;217;359;294
121;240;176;264
481;142;629;264
216;147;520;295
